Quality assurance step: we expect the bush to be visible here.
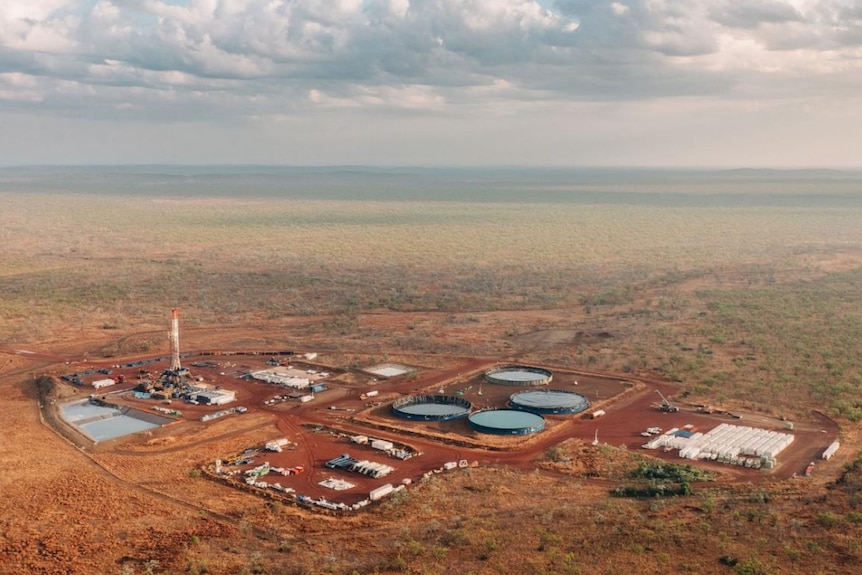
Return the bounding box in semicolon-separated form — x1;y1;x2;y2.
544;446;568;463
817;511;841;527
629;461;712;482
611;482;692;498
734;557;770;575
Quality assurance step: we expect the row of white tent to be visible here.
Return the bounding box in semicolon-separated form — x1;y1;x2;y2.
644;428;692;451
645;423;794;461
350;460;394;478
251;370;311;389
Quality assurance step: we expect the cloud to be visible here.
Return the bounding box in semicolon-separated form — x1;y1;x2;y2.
0;0;860;127
710;0;803;30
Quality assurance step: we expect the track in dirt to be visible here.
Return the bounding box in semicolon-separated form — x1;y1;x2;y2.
27;374;279;542
111;420;274;456
74;441;277;542
0;347;71;363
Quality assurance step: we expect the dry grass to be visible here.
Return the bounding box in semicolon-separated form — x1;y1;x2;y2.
2;170;862;574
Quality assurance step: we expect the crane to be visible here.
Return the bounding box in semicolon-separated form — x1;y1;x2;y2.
655;389;679;413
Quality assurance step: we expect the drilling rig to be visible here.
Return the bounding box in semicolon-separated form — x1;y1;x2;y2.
165;307;189;385
169;308;181;372
655;389;679;413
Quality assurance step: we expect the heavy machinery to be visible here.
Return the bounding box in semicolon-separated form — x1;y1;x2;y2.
655;390;679;413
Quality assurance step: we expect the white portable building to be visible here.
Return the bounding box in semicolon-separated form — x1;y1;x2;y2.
195;389;236;405
265;438;290;452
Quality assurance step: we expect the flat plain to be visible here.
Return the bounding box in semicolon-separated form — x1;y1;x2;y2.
2;167;862;575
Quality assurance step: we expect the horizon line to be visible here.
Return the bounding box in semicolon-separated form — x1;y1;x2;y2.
3;163;862;172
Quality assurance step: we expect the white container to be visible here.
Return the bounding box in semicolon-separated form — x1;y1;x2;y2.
371;439;394;451
369;483;394;501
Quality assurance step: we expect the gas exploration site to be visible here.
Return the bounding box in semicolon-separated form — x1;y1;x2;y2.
2;167;862;575
47;308;837;510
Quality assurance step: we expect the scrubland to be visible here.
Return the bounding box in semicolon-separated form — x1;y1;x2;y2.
1;167;862;574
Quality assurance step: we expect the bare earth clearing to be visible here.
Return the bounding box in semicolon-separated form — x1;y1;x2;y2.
0;302;854;575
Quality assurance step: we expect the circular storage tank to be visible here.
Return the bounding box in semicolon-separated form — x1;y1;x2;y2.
484;365;553;387
468;409;546;435
391;395;472;421
509;389;590;415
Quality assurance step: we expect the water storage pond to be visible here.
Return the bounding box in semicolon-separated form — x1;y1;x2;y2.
366;363;413;378
60;399;173;442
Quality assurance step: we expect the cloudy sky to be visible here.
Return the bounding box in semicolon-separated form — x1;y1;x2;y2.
1;0;860;167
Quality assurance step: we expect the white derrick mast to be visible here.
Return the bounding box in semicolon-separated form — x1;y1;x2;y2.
169;307;181;371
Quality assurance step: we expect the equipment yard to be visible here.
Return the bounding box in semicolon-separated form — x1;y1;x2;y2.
34;329;839;515
3;302;857;575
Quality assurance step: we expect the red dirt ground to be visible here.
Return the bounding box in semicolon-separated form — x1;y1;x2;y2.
38;349;839;509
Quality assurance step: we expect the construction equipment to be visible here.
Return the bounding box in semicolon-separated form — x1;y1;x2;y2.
655;390;679;413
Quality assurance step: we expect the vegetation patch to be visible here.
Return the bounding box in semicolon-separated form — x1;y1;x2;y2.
611;462;713;498
629;461;714;483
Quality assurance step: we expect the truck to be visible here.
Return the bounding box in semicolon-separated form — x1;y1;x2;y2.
655;390;679;413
